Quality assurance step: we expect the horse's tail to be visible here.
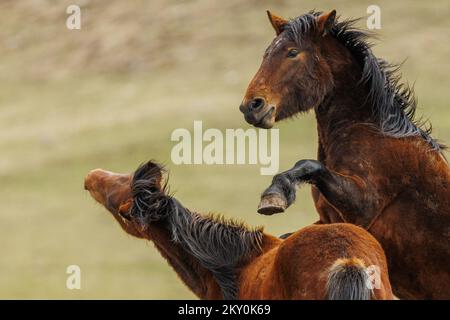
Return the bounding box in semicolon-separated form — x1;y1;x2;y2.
326;257;372;300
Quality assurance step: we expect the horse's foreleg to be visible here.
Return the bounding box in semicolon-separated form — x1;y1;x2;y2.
258;159;375;225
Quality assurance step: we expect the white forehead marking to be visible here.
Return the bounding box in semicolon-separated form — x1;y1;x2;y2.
265;36;286;57
273;37;284;49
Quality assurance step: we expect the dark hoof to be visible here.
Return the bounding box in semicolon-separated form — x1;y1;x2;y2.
257;193;287;215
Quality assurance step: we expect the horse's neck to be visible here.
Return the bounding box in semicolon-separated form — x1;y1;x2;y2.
145;217;280;300
314;69;372;163
143;221;221;299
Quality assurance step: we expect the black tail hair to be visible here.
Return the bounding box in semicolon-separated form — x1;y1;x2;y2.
326;258;372;300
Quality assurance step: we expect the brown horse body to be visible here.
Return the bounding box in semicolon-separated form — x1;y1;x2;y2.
84;161;393;299
241;10;450;299
312;130;450;300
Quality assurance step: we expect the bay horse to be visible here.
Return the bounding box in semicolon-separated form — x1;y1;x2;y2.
240;10;450;299
84;160;393;299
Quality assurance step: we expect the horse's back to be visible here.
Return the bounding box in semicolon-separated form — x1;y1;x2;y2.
274;223;393;299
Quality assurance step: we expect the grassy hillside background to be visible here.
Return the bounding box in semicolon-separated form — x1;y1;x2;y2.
0;0;448;298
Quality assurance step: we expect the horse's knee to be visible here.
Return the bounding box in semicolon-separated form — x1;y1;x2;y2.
294;159;324;177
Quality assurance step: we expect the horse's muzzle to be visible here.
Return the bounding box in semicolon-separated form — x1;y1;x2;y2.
240;105;275;129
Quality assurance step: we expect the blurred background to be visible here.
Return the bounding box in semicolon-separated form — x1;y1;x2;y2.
0;0;448;299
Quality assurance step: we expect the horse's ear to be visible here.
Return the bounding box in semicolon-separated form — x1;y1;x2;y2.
316;10;336;36
267;10;288;35
118;199;133;220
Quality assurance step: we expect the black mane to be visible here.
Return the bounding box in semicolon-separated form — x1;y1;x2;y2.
129;161;264;299
284;11;444;151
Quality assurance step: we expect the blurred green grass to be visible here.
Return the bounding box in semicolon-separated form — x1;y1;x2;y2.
0;0;448;299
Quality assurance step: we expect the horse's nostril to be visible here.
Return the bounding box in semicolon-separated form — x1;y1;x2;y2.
248;98;265;111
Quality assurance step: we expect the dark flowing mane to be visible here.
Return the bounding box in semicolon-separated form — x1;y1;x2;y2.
284;11;444;151
129;161;264;299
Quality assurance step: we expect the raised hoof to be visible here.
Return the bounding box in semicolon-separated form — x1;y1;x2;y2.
257;193;287;215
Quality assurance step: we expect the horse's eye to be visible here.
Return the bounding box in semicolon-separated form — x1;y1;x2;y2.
119;212;131;221
287;49;299;58
119;210;132;221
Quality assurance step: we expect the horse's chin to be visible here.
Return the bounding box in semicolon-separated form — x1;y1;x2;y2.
253;107;276;129
255;120;274;129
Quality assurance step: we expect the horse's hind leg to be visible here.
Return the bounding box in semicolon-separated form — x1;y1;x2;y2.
257;159;377;226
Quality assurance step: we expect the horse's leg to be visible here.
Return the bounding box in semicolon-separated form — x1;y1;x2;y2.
258;159;375;225
312;186;347;223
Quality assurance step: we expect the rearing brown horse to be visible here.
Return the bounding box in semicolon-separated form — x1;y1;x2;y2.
240;10;450;299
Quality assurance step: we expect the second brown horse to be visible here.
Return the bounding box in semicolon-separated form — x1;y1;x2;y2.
84;160;393;299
